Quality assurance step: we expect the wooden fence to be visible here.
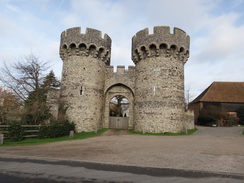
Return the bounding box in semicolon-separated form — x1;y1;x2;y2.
0;124;46;138
109;117;129;130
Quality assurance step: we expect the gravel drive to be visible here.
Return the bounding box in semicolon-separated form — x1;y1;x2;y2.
0;126;243;175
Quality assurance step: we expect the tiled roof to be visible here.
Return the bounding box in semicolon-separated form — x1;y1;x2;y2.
191;82;244;103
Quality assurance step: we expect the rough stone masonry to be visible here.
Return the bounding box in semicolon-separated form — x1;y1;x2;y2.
47;26;194;133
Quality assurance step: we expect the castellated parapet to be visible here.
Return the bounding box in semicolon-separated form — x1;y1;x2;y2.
132;26;189;64
47;26;193;133
60;27;111;65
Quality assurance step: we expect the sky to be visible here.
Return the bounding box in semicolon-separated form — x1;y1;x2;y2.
0;0;244;100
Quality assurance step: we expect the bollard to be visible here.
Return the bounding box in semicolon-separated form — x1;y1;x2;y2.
0;134;4;145
94;128;98;133
69;130;74;138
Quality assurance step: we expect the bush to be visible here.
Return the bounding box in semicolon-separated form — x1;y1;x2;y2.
222;113;239;126
198;114;216;126
8;121;24;141
197;107;219;126
39;120;75;138
236;106;244;125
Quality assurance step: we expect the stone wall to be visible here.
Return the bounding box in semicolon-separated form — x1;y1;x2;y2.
104;66;135;94
60;56;106;132
133;57;186;133
184;110;195;130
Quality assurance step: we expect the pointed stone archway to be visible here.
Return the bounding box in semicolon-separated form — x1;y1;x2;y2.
103;84;134;129
109;95;129;129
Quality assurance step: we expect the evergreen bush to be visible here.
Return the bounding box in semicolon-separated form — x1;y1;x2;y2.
39;120;75;138
198;114;216;126
8;121;24;141
197;109;216;126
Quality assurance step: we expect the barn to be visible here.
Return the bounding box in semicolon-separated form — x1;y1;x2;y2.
189;82;244;126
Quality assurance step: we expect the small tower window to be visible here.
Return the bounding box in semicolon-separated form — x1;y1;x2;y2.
80;86;83;95
180;47;185;53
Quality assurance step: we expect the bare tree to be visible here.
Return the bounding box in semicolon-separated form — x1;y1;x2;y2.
0;53;59;124
0;53;49;104
109;95;129;117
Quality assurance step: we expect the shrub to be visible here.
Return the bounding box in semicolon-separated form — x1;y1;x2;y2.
8;121;24;141
197;106;220;126
39;120;75;138
222;113;239;126
197;109;216;126
198;114;216;126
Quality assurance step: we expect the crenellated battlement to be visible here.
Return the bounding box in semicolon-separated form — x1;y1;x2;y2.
132;26;190;64
60;27;112;65
61;27;111;42
106;65;135;74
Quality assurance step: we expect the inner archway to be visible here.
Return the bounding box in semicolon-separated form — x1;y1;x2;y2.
109;95;129;117
103;84;134;130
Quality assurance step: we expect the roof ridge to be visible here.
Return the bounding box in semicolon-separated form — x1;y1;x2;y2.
191;83;213;103
190;82;244;103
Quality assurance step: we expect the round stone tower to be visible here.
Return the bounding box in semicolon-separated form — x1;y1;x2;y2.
59;27;111;132
132;26;190;133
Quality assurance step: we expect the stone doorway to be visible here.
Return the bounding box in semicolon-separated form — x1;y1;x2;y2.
103;84;134;129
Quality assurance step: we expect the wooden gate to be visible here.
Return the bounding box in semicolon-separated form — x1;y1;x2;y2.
109;117;129;129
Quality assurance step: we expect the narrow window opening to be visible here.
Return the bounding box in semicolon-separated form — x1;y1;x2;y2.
80;86;83;95
180;47;184;53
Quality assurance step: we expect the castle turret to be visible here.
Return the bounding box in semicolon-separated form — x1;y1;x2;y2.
59;27;111;132
132;26;190;133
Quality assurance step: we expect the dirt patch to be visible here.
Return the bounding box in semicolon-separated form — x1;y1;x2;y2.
101;129;131;136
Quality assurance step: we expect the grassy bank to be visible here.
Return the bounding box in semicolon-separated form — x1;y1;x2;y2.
1;128;108;146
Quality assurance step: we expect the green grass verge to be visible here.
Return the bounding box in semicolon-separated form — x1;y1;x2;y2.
1;128;108;147
128;128;198;136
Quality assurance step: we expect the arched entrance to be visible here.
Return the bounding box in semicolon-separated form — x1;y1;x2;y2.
109;95;129;129
103;84;134;129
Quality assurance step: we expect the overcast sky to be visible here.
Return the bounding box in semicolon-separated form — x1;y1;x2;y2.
1;0;244;99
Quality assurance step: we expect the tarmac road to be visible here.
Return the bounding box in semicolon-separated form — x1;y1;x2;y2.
194;126;244;137
0;157;243;183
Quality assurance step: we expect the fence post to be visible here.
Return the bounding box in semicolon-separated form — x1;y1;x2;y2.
69;130;74;138
0;134;4;145
38;124;41;138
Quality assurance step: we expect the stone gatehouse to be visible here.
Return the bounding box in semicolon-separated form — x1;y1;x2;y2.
47;26;194;133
